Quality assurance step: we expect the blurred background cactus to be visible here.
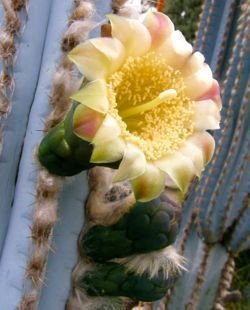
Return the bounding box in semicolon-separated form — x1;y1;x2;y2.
166;0;204;42
0;0;249;309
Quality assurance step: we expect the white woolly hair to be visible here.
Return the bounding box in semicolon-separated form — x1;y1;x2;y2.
64;19;99;42
113;246;187;279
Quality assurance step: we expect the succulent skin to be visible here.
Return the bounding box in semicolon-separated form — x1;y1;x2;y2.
81;199;179;262
80;262;176;302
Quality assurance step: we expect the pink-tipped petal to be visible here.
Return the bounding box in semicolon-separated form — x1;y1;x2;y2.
143;11;174;49
183;63;213;99
68;37;125;80
157;30;193;69
198;79;222;109
73;105;105;142
131;163;165;202
108;14;151;57
194;99;221;130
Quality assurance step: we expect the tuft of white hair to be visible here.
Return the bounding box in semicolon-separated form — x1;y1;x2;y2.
113;246;187;279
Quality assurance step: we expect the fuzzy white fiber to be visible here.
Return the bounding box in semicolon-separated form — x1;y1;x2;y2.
113;246;187;279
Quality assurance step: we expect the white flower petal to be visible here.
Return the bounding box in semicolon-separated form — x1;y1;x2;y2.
179;141;204;177
68;37;125;80
112;144;146;183
194;99;221;130
181;51;205;77
186;132;215;165
198;79;222;109
154;152;195;193
183;63;213;99
92;115;122;144
131;163;166;202
90;138;125;163
157;30;193;69
108;14;151;57
71;79;109;114
143;10;174;49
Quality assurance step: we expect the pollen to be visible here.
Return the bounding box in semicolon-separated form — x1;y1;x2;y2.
107;52;194;161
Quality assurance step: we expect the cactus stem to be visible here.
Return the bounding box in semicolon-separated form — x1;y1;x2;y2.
186;243;210;309
19;1;96;308
0;0;28;154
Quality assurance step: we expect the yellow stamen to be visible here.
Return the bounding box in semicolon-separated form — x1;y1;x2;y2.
120;89;177;119
107;52;195;161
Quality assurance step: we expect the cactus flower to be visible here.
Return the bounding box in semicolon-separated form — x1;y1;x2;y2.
66;12;221;201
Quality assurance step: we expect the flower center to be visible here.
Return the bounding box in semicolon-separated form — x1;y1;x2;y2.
107;52;194;161
120;89;177;119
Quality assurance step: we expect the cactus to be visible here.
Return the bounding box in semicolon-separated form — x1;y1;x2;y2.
79;262;176;302
82;199;178;261
164;1;250;309
0;0;249;309
38;103;120;176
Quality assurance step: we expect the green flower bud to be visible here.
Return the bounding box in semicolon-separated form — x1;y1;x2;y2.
38;103;120;176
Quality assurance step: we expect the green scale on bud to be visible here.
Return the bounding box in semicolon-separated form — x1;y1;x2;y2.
38;103;120;176
79;262;176;302
81;200;179;262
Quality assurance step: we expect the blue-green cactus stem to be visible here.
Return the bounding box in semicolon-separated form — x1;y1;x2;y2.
38;103;120;176
81;199;179;262
80;262;176;302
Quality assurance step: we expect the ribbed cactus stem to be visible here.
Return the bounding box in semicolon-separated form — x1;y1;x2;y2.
213;254;235;310
213;0;238;78
193;0;206;45
198;0;250;242
79;262;177;302
19;1;95;308
195;0;216;52
82;200;179;262
68;166;136;307
0;0;27;152
178;210;197;255
209;6;250;239
186;243;210;309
